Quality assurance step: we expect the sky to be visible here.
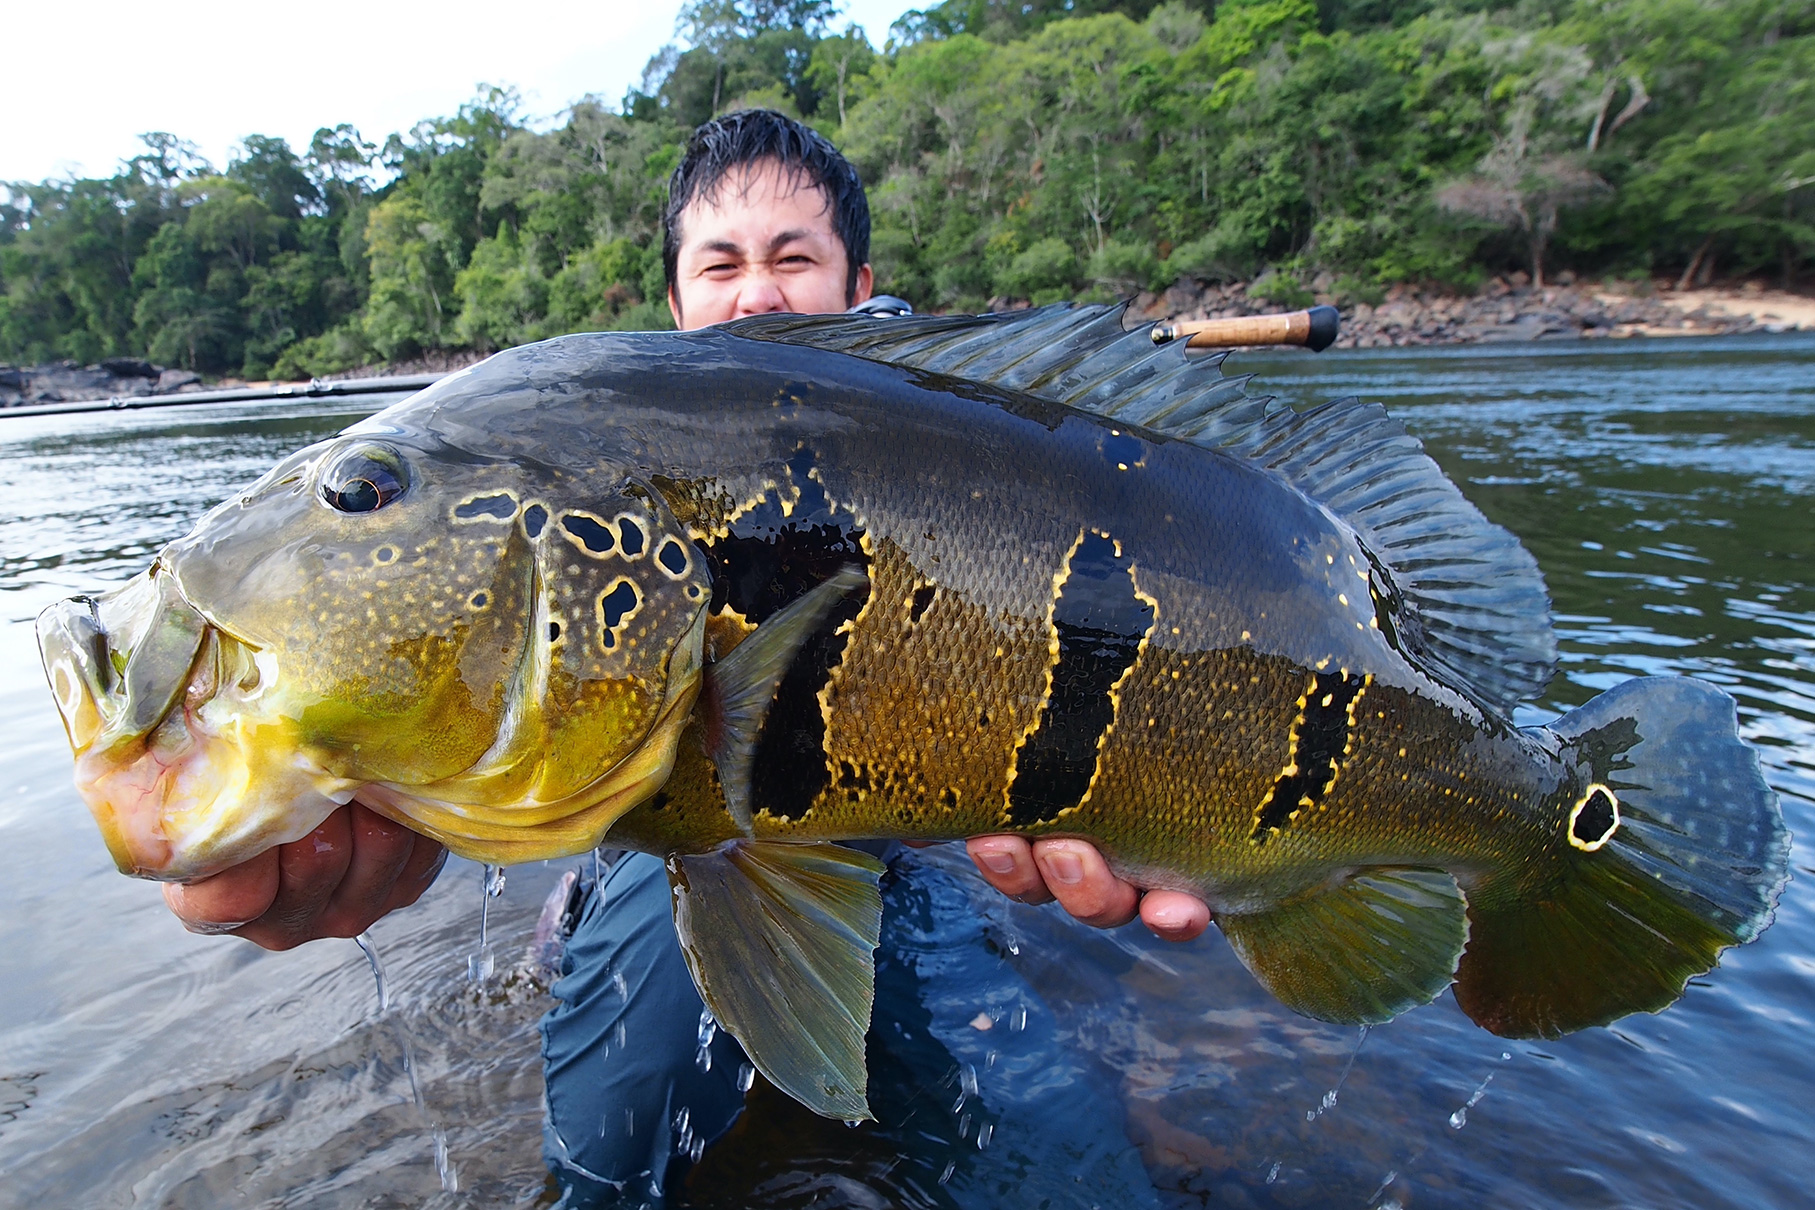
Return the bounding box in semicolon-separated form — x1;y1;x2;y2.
4;0;917;186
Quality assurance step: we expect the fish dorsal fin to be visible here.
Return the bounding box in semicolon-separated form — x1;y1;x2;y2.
725;306;1555;716
668;840;884;1120
1220;866;1470;1024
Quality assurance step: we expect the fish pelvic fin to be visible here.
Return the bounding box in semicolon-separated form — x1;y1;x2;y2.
1220;867;1469;1025
667;839;883;1120
699;567;867;831
1454;676;1790;1038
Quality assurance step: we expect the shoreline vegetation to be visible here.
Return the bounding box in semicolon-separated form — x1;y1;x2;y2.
4;0;1810;398
6;275;1804;406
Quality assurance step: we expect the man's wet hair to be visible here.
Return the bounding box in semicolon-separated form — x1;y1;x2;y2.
663;109;871;307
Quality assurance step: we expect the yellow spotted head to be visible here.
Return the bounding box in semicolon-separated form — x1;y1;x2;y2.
38;425;712;880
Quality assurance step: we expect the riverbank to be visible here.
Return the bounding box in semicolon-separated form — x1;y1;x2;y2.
7;279;1809;406
1135;277;1814;348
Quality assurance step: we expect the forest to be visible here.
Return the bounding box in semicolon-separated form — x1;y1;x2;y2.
1;0;1810;379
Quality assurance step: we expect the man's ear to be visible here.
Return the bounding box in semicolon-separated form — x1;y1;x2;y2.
668;285;683;329
850;264;874;308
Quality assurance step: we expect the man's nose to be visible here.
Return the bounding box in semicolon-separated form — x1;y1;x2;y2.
734;274;788;316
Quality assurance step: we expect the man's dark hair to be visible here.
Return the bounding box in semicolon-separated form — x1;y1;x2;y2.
662;109;871;308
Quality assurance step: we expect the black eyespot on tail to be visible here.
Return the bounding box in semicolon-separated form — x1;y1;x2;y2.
548;621;562;642
1007;532;1154;827
1569;784;1620;851
523;504;549;538
658;537;689;576
618;516;646;556
561;513;615;555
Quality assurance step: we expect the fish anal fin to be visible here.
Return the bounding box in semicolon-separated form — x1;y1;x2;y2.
699;567;867;830
1220;867;1468;1025
668;840;883;1120
1452;858;1731;1039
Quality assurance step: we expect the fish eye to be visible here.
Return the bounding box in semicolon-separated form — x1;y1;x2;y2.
320;445;410;514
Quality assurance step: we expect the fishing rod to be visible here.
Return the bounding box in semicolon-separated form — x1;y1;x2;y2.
4;305;1342;421
0;373;446;420
1151;304;1341;352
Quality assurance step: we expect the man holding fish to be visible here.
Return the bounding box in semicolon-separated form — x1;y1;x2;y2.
158;109;1212;1196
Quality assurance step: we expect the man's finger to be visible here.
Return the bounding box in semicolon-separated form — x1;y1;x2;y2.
1032;838;1138;928
1139;890;1212;942
384;830;448;915
234;808;356;950
965;836;1055;904
315;804;419;938
163;848;280;934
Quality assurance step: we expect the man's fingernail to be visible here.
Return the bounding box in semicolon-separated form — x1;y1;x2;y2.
1043;852;1084;885
978;851;1016;875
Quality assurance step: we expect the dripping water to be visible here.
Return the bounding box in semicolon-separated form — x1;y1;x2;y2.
355;932;458;1193
1307;1024;1370;1121
1450;1052;1513;1129
468;863;505;983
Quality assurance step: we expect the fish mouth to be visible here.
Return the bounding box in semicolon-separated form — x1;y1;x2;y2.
37;568;355;881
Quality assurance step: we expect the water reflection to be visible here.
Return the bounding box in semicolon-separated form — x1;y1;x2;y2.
0;339;1812;1207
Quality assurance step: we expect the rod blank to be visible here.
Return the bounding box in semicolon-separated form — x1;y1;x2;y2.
1151;304;1340;352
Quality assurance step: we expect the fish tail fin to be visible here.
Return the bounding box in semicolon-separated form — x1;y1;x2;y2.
1454;676;1789;1038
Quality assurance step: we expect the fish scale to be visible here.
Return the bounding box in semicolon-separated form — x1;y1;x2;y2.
37;303;1789;1125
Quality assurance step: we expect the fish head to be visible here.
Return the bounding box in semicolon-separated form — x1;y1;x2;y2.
38;430;714;881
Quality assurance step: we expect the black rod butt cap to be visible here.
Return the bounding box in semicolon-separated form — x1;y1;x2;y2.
1307;305;1340;352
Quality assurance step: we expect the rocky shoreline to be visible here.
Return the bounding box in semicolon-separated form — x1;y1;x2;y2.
8;279;1808;406
1133;276;1813;348
0;359;201;408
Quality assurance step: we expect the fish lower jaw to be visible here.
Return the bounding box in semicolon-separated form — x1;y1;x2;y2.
73;704;356;882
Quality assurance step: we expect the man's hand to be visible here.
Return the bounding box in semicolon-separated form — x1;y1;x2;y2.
966;836;1211;942
162;802;446;951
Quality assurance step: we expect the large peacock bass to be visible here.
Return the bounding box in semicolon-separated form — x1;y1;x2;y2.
37;305;1788;1120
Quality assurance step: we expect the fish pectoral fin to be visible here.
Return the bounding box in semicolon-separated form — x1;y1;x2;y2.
699;567;867;831
1219;867;1469;1025
667;839;883;1120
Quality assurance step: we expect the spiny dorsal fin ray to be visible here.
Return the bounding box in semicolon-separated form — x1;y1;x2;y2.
724;305;1556;717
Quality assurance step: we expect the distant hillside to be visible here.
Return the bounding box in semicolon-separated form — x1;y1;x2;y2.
2;0;1809;378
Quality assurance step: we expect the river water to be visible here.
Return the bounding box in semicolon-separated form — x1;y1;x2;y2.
0;334;1810;1208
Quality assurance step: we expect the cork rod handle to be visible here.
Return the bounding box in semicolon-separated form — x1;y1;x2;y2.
1151;305;1340;352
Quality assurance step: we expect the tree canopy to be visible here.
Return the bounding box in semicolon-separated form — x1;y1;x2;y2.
3;0;1808;377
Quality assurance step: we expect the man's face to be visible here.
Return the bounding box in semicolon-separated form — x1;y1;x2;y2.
668;159;873;330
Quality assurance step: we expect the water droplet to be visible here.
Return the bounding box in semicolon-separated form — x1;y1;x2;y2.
624;1107;636;1136
612;970;629;999
466;946;495;983
697;1008;718;1048
960;1063;979;1097
433;1128;458;1192
689;1135;705;1163
695;1045;713;1072
1009;1005;1027;1032
672;1106;690;1136
1449;1107;1469;1129
952;1091;966;1114
1266;1162;1281;1185
615;1020;627;1048
976;1122;993;1150
938;1161;955;1185
958;1111;971;1137
355;932;389;1015
485;864;506;896
737;1063;755;1093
